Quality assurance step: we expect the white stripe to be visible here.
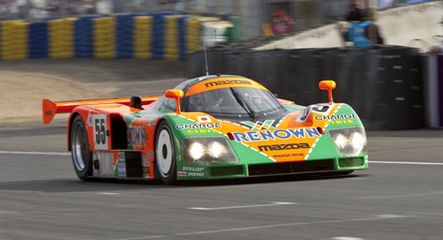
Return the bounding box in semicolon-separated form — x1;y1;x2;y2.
0;150;70;156
332;237;364;240
110;214;409;240
98;192;121;195
369;161;443;166
189;201;296;211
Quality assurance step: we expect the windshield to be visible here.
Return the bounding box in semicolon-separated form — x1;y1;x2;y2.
182;87;285;117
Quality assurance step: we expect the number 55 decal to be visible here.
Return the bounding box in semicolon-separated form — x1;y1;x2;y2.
92;115;108;150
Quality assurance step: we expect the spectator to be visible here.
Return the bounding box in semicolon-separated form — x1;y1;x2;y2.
346;0;365;22
270;9;295;35
347;8;384;48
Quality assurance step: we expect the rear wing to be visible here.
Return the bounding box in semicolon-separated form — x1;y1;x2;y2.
42;96;159;124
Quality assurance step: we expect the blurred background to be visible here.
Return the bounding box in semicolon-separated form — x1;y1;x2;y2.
0;0;442;130
0;0;440;39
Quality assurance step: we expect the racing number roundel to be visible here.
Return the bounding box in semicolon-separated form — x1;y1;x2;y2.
92;115;108;150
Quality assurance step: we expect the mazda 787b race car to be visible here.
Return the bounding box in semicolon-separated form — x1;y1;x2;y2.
42;75;368;184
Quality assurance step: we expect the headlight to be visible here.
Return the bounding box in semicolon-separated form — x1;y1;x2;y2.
183;138;237;163
350;132;366;153
329;127;367;155
333;133;347;150
189;142;205;160
207;141;227;158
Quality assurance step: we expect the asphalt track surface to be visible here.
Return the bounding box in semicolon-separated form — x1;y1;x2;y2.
0;127;443;240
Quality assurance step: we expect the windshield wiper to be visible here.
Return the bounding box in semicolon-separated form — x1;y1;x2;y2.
230;88;256;119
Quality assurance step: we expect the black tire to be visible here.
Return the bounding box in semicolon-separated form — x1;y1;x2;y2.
154;121;177;184
70;115;93;181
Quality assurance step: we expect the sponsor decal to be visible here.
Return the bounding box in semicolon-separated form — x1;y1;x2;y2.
177;171;187;177
329;119;354;125
92;115;108;150
197;116;211;123
258;143;310;152
204;80;252;88
176;122;221;130
142;153;150;176
147;151;154;159
117;152;126;177
128;126;147;147
230;127;321;142
186;129;217;134
182;166;205;177
298;104;332;122
272;153;304;158
314;114;356;121
312;105;330;113
240;120;276;130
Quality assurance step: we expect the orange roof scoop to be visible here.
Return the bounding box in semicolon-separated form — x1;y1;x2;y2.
319;80;336;103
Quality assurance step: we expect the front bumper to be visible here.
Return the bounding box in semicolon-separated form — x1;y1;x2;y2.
176;155;368;180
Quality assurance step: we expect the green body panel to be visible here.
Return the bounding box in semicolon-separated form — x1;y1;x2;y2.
306;104;368;170
121;102;367;180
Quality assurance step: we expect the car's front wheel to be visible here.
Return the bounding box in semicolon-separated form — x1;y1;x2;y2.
155;121;177;184
70;115;93;181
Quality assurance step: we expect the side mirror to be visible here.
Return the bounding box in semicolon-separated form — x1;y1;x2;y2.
165;89;184;114
319;80;336;103
130;96;143;109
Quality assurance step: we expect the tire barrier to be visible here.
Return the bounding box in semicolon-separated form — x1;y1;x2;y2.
133;16;152;60
186;46;426;130
29;21;48;59
164;15;181;60
75;15;99;58
1;20;28;60
178;16;188;60
152;13;169;59
0;14;224;61
93;17;115;59
116;14;135;59
49;18;75;59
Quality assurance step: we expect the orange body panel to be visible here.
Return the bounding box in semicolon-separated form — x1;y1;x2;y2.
42;96;160;124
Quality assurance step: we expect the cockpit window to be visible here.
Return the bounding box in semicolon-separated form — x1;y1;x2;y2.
182;87;284;117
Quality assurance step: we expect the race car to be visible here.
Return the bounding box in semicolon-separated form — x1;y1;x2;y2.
42;75;368;184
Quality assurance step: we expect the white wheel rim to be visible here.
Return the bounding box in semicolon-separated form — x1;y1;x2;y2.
157;128;173;177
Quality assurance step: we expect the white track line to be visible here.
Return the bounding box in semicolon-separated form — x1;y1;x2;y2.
0;150;69;156
332;237;364;240
111;214;409;240
369;161;443;166
189;201;296;211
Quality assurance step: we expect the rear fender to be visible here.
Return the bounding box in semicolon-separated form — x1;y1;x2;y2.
67;107;116;152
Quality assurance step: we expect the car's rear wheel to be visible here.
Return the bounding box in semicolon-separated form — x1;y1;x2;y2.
70;115;93;181
155;121;177;184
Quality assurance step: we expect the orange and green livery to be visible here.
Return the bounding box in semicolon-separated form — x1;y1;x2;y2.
42;75;368;184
